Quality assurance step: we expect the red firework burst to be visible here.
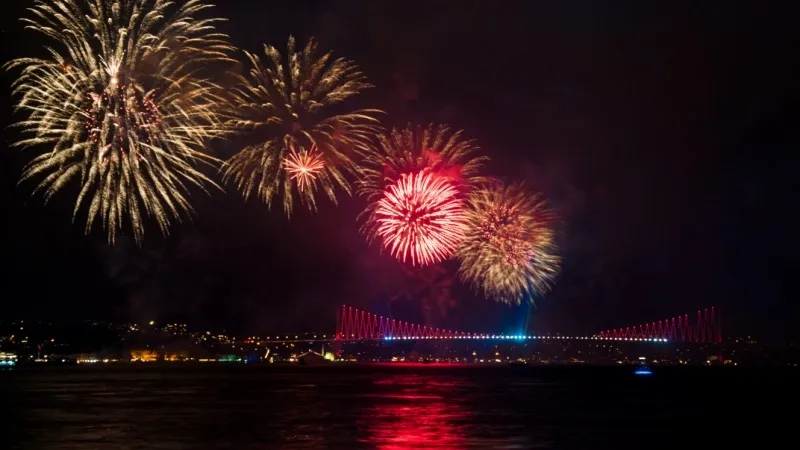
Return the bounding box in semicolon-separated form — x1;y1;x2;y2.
375;171;467;266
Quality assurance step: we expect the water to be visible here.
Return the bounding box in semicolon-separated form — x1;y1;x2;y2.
1;364;793;449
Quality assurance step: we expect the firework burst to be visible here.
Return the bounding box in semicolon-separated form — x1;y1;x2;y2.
223;36;381;214
283;145;325;193
457;183;560;304
375;171;468;266
358;124;488;264
357;124;487;200
6;0;234;244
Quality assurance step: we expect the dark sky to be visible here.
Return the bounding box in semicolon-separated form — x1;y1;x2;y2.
1;1;797;339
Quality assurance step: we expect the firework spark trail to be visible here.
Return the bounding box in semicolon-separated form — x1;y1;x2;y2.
457;183;560;304
6;0;234;244
376;171;467;266
223;36;381;214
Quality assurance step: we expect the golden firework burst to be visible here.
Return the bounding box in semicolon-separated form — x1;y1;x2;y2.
6;0;235;244
223;36;381;214
457;183;560;304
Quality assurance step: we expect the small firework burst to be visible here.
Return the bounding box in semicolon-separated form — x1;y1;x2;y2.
224;36;381;214
375;171;468;266
457;183;560;304
283;146;325;193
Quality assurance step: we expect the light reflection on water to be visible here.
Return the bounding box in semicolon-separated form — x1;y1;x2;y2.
360;375;470;449
0;365;765;449
359;373;540;449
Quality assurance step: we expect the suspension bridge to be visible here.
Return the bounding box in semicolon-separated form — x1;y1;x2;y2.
334;305;722;344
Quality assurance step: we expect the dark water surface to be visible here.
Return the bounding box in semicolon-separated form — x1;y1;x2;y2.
1;364;794;449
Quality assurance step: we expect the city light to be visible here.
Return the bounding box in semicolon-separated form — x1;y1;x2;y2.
374;334;671;342
0;352;17;366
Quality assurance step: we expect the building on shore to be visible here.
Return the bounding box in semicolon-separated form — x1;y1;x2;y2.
129;349;190;362
0;352;17;366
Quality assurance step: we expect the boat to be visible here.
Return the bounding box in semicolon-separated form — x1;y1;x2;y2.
634;362;653;376
296;351;329;365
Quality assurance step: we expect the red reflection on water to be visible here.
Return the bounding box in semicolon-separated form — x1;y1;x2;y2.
361;375;468;449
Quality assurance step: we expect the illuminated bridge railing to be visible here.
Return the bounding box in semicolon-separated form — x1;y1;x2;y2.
382;335;669;342
598;307;721;343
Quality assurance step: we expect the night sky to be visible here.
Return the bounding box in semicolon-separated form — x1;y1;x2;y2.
1;1;796;339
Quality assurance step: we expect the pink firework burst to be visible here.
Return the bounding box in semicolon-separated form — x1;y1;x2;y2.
284;148;325;192
375;171;467;266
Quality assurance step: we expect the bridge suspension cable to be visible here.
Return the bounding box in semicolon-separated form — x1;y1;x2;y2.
336;305;475;340
597;307;721;343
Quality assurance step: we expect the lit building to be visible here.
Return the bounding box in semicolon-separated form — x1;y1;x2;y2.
0;352;17;366
129;349;189;362
75;354;101;364
130;350;159;362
